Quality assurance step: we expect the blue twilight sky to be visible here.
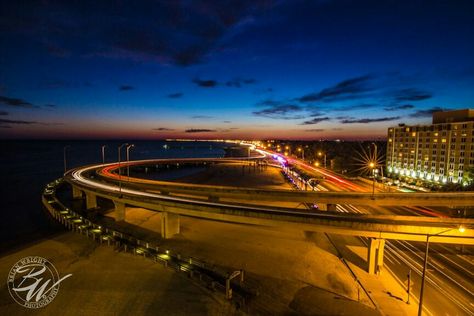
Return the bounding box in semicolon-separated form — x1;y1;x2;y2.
0;0;473;140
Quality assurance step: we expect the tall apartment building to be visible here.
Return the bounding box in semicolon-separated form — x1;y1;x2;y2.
386;109;474;185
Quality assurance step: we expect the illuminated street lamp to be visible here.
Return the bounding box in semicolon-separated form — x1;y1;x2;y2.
298;147;305;160
126;144;135;178
318;151;327;168
418;226;466;316
369;161;376;195
314;161;320;167
117;143;129;195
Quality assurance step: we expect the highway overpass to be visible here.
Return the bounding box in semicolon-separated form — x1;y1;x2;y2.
62;159;474;274
93;160;474;208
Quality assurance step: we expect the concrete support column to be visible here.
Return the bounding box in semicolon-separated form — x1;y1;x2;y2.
318;203;337;211
85;192;97;210
161;212;180;239
114;201;126;222
367;238;385;274
72;186;83;199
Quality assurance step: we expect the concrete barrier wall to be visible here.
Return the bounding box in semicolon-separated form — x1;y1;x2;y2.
356;176;386;189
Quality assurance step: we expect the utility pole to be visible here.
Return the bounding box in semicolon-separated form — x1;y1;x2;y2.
63;145;70;174
126;144;135;178
118;143;128;195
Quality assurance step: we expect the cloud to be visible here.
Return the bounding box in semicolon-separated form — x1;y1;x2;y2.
0;118;38;125
385;104;414;111
185;128;216;133
191;115;214;119
334;103;378;111
222;120;232;123
0;96;38;108
119;85;134;91
335;116;352;120
0;111;8;115
299;116;331;125
226;78;257;88
192;78;218;88
167;92;183;98
0;118;63;127
152;127;175;131
255;99;282;107
340;116;400;124
394;88;432;101
305;128;325;132
43;40;71;58
2;1;271;67
253;104;304;119
38;79;72;89
44;104;57;108
297;74;374;103
308;111;326;117
409;107;449;118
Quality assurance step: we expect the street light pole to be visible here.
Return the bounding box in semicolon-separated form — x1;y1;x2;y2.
372;169;375;195
318;152;327;168
101;145;107;164
298;148;305;160
371;143;378;195
126;144;135;178
418;234;430;316
372;142;378;163
369;161;375;195
418;226;465;316
63;145;70;174
118;143;128;195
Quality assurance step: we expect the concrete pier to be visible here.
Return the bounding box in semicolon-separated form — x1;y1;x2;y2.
367;238;385;274
72;186;83;199
114;201;126;222
161;212;180;239
85;192;97;209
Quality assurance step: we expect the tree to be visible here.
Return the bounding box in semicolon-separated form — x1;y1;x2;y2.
463;166;474;185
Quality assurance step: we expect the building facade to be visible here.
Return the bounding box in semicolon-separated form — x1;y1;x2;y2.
386;109;474;185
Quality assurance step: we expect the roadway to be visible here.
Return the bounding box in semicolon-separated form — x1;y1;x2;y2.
64;154;474;314
282;153;473;315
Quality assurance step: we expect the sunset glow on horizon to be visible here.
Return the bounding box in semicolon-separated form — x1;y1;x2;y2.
1;1;473;140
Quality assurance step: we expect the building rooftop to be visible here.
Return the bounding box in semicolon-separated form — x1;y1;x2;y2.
432;109;474;124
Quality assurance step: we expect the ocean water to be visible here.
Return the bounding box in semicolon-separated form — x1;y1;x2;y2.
0;140;228;252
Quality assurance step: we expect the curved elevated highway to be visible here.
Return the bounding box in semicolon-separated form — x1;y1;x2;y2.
64;158;474;274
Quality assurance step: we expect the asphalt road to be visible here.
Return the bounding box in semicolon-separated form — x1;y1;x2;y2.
287;156;474;315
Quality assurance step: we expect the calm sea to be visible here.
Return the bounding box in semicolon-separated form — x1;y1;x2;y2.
0;140;228;253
